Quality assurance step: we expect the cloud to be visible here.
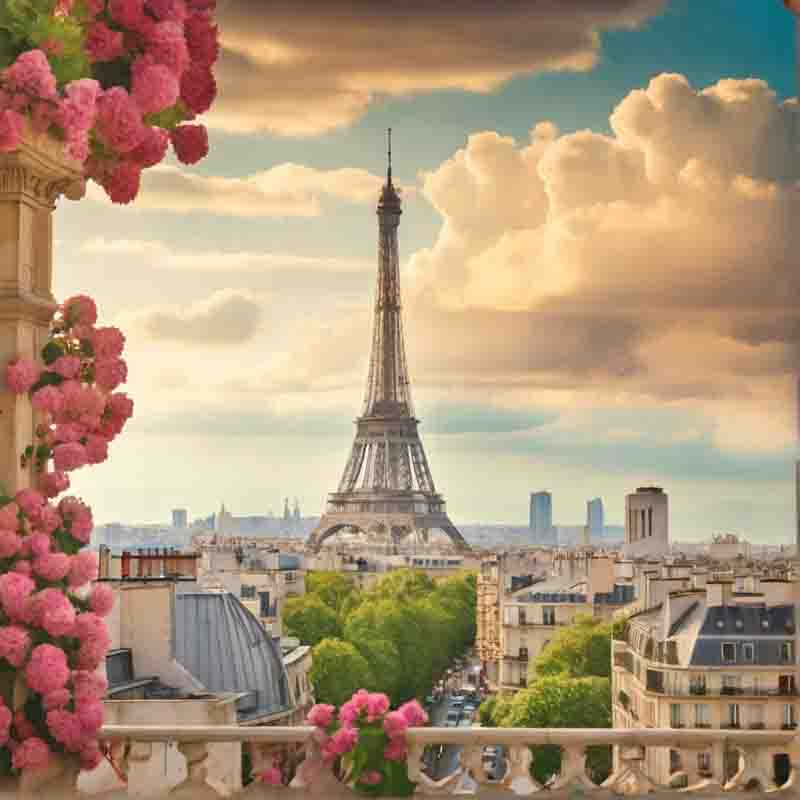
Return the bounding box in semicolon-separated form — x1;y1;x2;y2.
211;0;666;135
86;163;395;217
127;289;264;345
258;73;800;455
83;237;372;274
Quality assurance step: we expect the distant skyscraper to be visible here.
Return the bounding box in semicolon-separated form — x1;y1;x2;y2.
587;498;604;538
529;492;554;544
293;498;301;522
283;498;291;524
172;508;188;529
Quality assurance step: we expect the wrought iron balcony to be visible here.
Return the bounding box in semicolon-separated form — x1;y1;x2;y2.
29;724;788;798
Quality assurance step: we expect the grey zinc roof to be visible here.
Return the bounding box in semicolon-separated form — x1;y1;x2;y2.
173;592;291;721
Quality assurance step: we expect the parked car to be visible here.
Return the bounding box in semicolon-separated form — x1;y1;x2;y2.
450;696;465;708
446;709;461;726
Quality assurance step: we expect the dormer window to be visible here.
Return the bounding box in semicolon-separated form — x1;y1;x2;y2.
742;642;755;663
722;642;736;663
781;642;794;664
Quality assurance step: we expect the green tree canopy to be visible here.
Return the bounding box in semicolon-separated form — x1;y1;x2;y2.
354;638;403;700
309;638;374;706
532;615;612;680
305;572;357;616
283;594;342;647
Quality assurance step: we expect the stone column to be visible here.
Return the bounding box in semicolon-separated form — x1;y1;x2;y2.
0;126;85;496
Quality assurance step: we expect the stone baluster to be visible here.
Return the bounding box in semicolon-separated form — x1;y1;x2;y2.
724;745;776;792
461;744;491;787
501;745;540;795
0;125;84;496
551;744;597;791
171;741;220;799
602;745;655;794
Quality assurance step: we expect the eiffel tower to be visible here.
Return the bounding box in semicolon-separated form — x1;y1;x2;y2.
308;132;468;553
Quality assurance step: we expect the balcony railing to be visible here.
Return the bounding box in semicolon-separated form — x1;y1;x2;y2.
669;686;798;698
43;725;791;798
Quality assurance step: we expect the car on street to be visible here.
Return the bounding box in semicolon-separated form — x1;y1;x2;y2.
450;695;465;708
445;709;461;726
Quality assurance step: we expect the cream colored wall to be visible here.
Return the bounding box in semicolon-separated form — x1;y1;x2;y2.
78;699;240;798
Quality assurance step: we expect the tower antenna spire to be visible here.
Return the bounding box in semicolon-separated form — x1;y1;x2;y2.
387;127;392;185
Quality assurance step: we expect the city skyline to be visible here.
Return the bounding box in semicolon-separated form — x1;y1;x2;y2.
54;1;798;542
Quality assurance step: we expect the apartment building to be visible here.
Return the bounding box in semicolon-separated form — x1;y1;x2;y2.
612;577;798;786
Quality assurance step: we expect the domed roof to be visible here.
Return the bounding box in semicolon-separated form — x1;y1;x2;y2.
173;592;291;721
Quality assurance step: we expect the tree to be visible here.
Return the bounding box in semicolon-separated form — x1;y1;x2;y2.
305;572;358;616
283;594;342;646
354;638;403;699
309;638;374;706
532;615;612;680
501;675;612;784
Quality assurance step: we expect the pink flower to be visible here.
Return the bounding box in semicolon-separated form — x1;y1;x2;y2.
95;88;146;154
62;295;98;327
95;358;128;391
16;489;44;517
54;423;86;443
0;109;24;152
184;12;219;66
0;573;35;622
360;770;382;786
89;583;114;616
74;613;110;670
366;692;390;721
129;126;169;167
0;703;11;747
32;505;61;536
109;393;134;421
132;61;180;114
43;689;71;711
102;161;142;204
180;63;216;114
68;550;99;588
0;503;18;530
53;442;89;472
398;699;428;727
59;497;93;543
31;588;76;637
72;671;108;704
258;766;282;786
2;51;57;100
26;644;70;695
146;21;190;76
338;700;359;727
52;356;82;379
33;553;71;582
14;710;35;740
12;737;50;771
0;530;21;559
76;700;104;734
86;22;125;62
306;703;335;729
80;742;103;771
0;626;31;667
170;124;208;165
6;359;41;394
351;689;370;711
384;738;407;762
327;726;358;757
46;709;86;752
92;327;126;360
146;0;187;20
39;471;70;499
85;435;109;465
383;711;408;740
31;385;63;415
109;0;144;29
13;560;31;577
28;533;51;559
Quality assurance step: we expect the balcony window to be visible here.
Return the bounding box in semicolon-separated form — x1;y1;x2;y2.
240;584;256;599
697;752;711;774
742;642;754;663
779;675;796;695
781;642;794;664
646;669;664;694
695;704;709;727
721;642;736;663
722;675;740;695
690;675;707;695
670;704;683;728
726;704;740;728
783;705;797;729
542;606;556;626
519;609;527;626
519;647;528;660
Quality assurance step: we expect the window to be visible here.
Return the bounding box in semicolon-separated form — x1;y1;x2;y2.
722;674;740;695
284;571;297;583
781;642;794;664
690;675;706;695
697;752;711;774
519;647;528;660
783;705;797;729
726;704;740;728
518;609;527;626
240;584;256;599
542;606;556;626
670;704;683;728
721;642;736;663
742;642;755;662
695;704;709;726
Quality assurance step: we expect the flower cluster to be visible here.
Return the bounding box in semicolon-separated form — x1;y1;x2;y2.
304;691;428;796
0;0;219;202
0;293;131;776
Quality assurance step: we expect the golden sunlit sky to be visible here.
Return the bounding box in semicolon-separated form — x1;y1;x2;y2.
56;0;799;542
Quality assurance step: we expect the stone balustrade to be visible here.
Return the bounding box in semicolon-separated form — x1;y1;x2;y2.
25;725;787;799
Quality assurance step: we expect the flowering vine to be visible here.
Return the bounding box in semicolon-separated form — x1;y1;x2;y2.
0;0;220;203
268;691;429;796
0;293;132;776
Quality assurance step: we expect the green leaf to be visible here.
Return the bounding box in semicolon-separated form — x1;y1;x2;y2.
144;101;188;130
41;339;65;365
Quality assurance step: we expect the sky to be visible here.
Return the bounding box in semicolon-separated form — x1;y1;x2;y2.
55;0;799;542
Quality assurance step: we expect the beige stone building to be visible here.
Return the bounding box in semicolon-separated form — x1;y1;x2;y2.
612;576;799;787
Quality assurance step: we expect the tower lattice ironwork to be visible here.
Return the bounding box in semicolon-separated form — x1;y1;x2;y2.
308;132;468;552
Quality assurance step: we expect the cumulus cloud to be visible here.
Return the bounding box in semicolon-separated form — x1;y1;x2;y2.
212;0;665;135
83;237;372;273
86;163;394;217
128;289;264;345
261;73;800;453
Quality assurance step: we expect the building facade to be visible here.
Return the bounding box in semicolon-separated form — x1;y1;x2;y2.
624;486;670;558
529;492;555;545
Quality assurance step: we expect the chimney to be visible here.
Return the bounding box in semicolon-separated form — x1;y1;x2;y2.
706;579;734;607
